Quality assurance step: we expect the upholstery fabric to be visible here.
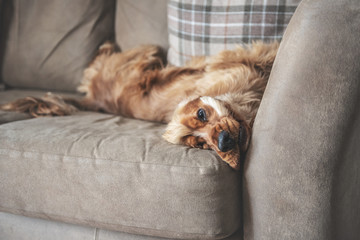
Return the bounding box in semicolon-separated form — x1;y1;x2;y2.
0;112;242;239
0;0;5;84
0;212;95;240
167;0;301;66
243;0;360;239
0;90;81;124
0;212;244;240
1;0;115;92
115;0;169;51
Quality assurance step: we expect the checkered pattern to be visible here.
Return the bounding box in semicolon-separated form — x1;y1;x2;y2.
167;0;301;66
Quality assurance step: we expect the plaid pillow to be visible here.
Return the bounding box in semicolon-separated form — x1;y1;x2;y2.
167;0;301;66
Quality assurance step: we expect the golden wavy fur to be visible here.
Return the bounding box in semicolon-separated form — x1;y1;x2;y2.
1;41;279;169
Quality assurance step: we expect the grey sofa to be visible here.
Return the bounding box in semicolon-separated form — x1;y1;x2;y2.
1;0;359;240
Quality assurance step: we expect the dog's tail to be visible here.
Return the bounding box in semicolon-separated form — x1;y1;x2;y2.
0;93;99;118
250;41;279;77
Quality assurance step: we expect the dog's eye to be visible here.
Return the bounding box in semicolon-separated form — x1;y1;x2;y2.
197;108;207;122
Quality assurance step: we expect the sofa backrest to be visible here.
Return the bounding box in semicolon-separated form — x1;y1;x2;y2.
0;0;115;92
167;0;302;66
0;0;170;93
115;0;169;51
0;0;300;92
0;0;4;85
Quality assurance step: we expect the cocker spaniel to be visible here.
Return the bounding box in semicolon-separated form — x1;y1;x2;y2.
1;41;279;170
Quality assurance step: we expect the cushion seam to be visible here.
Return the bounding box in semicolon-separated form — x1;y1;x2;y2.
0;148;224;170
0;207;230;239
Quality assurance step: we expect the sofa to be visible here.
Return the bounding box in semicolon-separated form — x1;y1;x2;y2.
1;0;359;240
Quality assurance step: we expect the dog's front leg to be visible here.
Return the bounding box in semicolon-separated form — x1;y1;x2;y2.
181;135;211;150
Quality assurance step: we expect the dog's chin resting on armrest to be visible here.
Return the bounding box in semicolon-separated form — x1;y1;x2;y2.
0;41;279;170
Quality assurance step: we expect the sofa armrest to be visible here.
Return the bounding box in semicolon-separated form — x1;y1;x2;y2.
244;0;360;239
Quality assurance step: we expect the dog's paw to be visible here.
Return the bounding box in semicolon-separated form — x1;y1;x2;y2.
0;93;77;118
182;135;211;150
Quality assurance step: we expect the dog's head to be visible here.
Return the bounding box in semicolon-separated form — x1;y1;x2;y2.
163;96;251;170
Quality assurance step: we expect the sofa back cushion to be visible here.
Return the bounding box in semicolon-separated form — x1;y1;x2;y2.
167;0;301;66
0;0;5;84
1;0;115;92
115;0;169;51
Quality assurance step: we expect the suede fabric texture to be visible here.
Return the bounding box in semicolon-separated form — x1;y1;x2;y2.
0;0;4;84
0;90;81;124
0;212;244;240
243;0;360;239
1;0;115;92
0;212;95;240
115;0;169;51
0;112;242;239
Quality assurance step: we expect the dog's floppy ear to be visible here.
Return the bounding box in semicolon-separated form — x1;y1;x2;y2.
238;121;251;153
163;97;198;144
225;102;252;153
163;119;191;145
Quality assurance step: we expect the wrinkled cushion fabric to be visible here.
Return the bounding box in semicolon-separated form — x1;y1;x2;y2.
0;113;242;239
167;0;301;66
1;0;115;92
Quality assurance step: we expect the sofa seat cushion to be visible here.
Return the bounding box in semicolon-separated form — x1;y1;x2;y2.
0;90;81;124
0;112;241;239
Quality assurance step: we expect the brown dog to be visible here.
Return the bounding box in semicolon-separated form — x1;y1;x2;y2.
1;41;278;170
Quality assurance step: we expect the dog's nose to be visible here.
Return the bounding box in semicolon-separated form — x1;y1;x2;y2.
218;130;235;152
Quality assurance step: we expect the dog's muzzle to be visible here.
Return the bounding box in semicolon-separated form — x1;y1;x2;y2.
218;130;235;152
